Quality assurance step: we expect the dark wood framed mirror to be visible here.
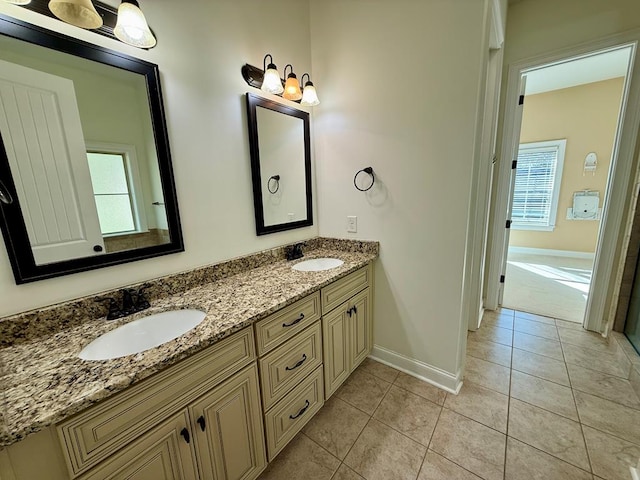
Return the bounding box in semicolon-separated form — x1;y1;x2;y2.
0;13;183;284
245;93;313;236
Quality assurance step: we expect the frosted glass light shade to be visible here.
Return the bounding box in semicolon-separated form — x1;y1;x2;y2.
3;0;32;5
283;75;302;101
262;67;284;95
114;0;156;48
48;0;103;29
300;83;319;106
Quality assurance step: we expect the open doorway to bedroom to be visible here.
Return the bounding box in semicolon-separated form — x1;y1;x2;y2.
501;47;631;324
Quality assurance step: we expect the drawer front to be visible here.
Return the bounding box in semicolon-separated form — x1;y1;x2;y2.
259;321;323;411
255;292;321;355
321;264;371;314
58;328;256;477
264;366;324;461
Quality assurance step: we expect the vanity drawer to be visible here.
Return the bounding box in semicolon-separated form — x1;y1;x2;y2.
259;321;323;411
255;291;321;355
264;366;324;461
321;264;371;314
58;327;256;478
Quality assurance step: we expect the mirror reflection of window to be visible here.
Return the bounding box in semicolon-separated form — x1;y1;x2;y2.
87;152;136;235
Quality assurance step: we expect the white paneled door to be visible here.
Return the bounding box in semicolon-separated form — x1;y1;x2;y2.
0;59;104;264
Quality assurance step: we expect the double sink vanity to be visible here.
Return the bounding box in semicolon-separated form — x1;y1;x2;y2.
0;239;378;480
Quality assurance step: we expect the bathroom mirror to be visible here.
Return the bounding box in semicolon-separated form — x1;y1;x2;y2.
246;93;312;235
0;14;183;283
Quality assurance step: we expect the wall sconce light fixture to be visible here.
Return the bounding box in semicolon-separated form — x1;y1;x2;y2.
48;0;103;29
261;54;284;95
300;73;320;106
283;64;302;101
241;54;320;106
113;0;156;48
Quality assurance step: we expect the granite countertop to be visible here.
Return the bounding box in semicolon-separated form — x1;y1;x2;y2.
0;246;377;447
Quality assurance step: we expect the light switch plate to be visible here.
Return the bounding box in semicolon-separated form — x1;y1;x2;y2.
347;216;357;233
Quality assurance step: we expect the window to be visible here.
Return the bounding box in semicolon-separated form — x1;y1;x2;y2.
511;139;566;231
86;143;147;236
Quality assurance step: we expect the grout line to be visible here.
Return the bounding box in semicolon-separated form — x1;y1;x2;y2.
503;325;515;479
506;435;594;477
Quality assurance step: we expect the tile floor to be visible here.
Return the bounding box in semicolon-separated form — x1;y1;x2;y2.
257;309;640;480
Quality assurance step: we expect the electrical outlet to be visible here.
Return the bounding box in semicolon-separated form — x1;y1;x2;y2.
347;216;357;233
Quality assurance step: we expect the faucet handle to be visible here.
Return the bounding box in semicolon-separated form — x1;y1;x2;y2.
135;288;150;310
96;297;123;320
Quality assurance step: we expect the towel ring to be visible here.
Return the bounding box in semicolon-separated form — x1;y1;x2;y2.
354;167;375;192
268;175;281;194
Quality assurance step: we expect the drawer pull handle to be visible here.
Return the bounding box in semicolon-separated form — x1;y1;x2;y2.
289;400;310;420
347;308;352;317
180;428;190;444
283;313;305;328
197;416;206;431
285;353;307;371
352;305;358;314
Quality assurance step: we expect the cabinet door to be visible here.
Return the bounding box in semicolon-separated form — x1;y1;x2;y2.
350;287;372;370
191;364;266;480
322;306;350;399
80;411;198;480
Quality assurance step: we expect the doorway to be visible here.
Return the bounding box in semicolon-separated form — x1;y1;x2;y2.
485;32;640;333
502;48;631;324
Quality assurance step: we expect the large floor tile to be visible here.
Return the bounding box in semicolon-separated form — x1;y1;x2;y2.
567;363;640;410
583;425;640;480
469;324;513;346
331;464;364;480
393;372;447;406
466;336;512;367
574;391;640;445
335;369;391;415
258;433;340;480
344;418;426;480
357;358;400;383
562;343;631;378
444;381;508;432
556;318;585;331
417;450;481;480
373;385;441;446
303;397;370;460
514;311;556;325
482;311;515;330
512;348;570;386
513;331;564;360
558;327;620;354
514;317;559;340
430;409;506;480
505;437;592;480
508;399;590;470
510;370;578;420
464;355;511;394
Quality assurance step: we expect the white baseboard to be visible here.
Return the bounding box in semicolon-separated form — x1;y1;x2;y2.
508;246;595;260
370;345;462;394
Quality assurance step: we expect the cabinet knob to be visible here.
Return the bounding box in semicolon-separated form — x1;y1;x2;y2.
197;415;206;432
93;245;103;252
180;427;190;444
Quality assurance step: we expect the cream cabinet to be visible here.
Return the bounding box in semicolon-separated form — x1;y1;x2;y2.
322;267;373;399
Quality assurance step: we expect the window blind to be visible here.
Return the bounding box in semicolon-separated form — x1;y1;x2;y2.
512;145;560;228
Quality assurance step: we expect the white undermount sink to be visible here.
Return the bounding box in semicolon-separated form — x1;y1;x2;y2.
78;309;207;361
292;258;344;272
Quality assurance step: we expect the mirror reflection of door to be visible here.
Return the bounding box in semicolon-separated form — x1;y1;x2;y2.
0;59;104;265
256;106;307;227
0;32;172;263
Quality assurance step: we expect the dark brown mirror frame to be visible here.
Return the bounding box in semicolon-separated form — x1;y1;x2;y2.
245;93;313;236
0;13;184;284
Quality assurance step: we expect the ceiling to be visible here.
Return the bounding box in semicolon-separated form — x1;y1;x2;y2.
524;47;632;95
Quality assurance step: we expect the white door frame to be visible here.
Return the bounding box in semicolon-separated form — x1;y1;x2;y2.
486;30;640;333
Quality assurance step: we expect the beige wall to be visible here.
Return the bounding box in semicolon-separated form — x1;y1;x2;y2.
311;0;492;382
0;0;317;317
510;77;624;253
